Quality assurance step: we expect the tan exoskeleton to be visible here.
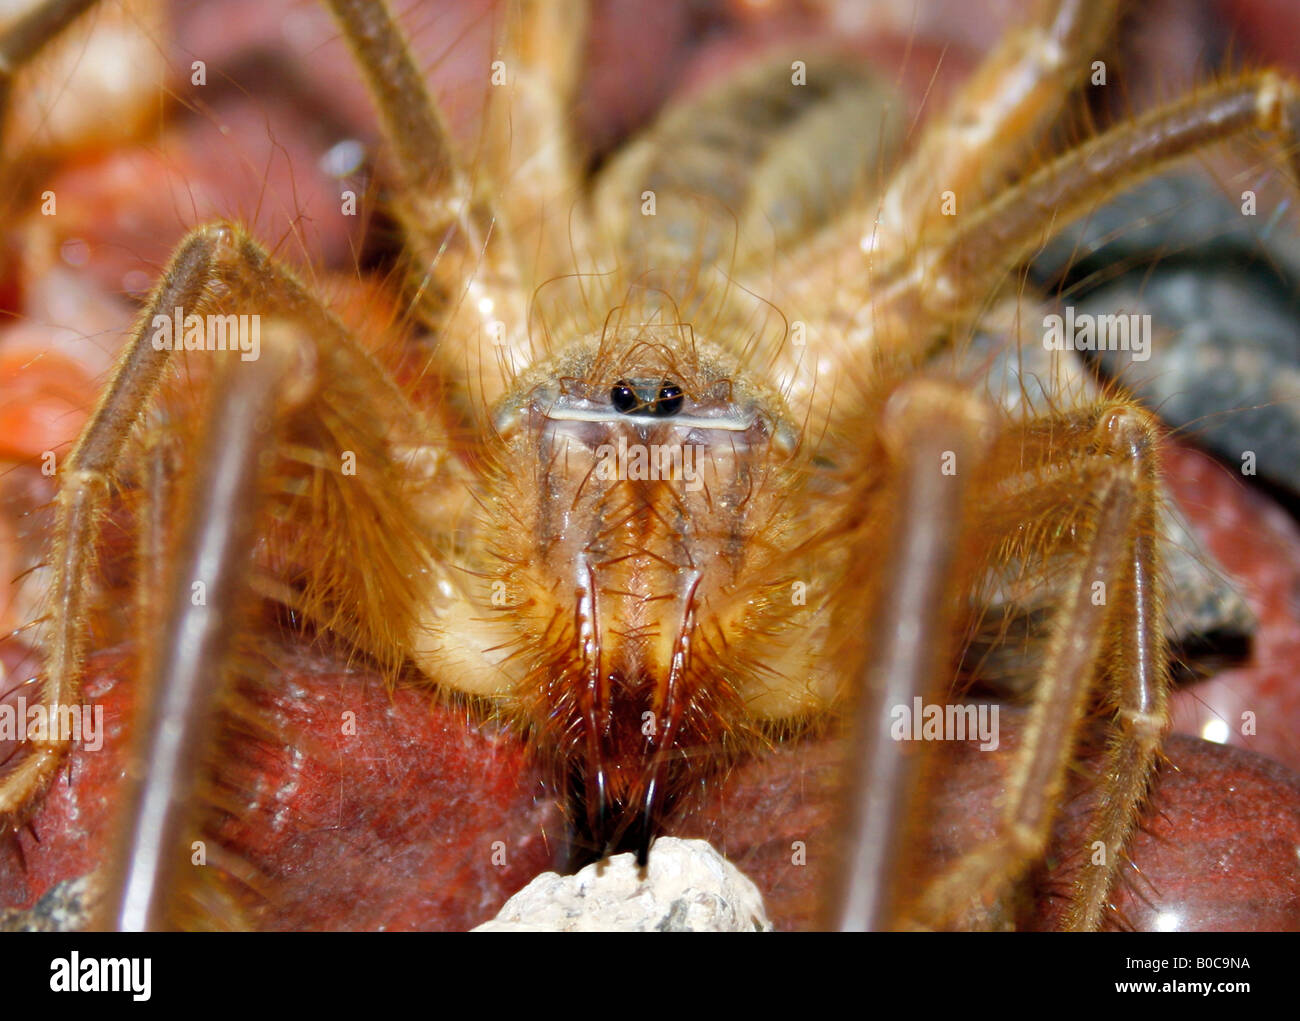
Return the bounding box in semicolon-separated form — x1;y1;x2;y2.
0;0;1296;929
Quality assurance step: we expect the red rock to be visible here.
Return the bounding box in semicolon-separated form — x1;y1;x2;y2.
0;642;563;931
1164;445;1300;775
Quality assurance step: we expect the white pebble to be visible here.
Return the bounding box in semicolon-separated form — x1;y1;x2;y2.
473;837;771;932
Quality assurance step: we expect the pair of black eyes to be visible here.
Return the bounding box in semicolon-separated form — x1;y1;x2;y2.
610;380;684;417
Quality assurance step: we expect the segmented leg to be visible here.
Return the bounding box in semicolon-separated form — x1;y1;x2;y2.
866;0;1119;260
903;402;1168;930
324;0;532;408
1;0;521;903
107;320;315;932
0;229;216;821
1064;413;1167;932
830;379;991;931
482;0;590;287
3;221;441;930
866;71;1300;353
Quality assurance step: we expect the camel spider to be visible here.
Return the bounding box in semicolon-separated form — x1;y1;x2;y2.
0;0;1297;930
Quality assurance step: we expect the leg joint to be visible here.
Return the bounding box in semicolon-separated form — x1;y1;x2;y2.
1094;403;1160;465
1117;707;1168;743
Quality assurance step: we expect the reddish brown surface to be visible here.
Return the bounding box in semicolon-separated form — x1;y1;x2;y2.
2;0;1299;931
0;347;95;463
5;643;1298;930
32;97;358;301
1043;734;1300;931
0;643;563;931
1164;446;1300;774
1218;0;1300;75
212;656;562;931
673;705;1300;931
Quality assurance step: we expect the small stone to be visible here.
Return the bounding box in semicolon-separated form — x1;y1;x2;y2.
0;874;97;932
1028;169;1300;498
473;837;772;932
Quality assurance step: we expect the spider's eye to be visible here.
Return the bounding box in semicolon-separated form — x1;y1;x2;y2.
611;381;639;413
654;382;684;417
610;379;686;416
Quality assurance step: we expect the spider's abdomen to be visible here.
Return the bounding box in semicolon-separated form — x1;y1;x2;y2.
594;54;901;277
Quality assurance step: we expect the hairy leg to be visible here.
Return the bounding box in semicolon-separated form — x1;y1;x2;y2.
865;71;1300;355
866;0;1119;261
481;0;590;288
106;320;314;931
905;401;1168;930
324;0;542;410
2;225;440;925
829;378;992;931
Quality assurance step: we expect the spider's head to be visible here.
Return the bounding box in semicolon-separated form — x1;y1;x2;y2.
459;319;847;864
